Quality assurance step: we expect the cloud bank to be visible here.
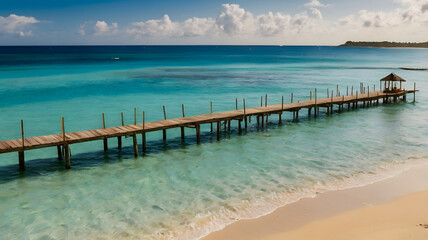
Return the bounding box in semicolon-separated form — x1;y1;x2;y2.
126;3;324;39
0;14;39;37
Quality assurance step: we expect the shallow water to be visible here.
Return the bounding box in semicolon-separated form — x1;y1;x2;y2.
0;46;427;239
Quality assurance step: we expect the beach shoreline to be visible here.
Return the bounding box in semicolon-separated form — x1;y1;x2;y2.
203;162;428;240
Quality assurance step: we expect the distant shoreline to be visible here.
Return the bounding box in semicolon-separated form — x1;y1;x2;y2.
340;41;428;48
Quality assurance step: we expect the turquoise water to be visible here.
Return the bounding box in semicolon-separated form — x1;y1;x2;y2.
0;46;427;239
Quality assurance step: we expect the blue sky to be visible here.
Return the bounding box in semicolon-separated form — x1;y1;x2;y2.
0;0;427;45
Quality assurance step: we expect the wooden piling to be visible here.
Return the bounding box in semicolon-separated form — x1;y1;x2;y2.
314;88;317;117
238;119;242;134
217;121;221;140
236;98;238;110
57;145;62;160
295;110;299;122
132;133;138;157
181;104;185;139
62;117;70;169
243;99;247;129
18;120;25;171
162;106;167;141
102;113;108;151
210;101;213;133
117;112;124;149
196;124;201;144
291;93;294;103
134;108;137;125
282;96;284;111
261;115;265;128
414;82;416;103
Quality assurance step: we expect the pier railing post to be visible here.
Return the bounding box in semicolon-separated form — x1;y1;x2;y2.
181;104;185;140
142;111;147;153
102;113;108;151
243;99;247;129
414;82;416;103
117;112;123;149
210;101;213;133
314;88;317;118
18;120;25;171
62;117;71;169
162;106;167;141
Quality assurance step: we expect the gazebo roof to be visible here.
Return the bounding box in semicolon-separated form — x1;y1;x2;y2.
380;73;406;82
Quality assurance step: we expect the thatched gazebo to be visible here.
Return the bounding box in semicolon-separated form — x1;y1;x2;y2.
380;73;406;93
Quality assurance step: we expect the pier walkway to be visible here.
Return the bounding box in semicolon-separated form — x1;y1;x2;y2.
0;89;417;171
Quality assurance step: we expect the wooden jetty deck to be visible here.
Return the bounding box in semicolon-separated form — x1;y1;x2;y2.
0;87;417;171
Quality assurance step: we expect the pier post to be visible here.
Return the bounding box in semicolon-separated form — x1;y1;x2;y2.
196;124;201;144
261;115;265;128
414;82;416;103
210;101;213;133
356;92;359;109
57;145;63;160
265;94;268;122
162;106;167;141
117;112;124;149
228;121;231;132
238;119;242;134
236;98;238;110
314;88;318;118
181;104;185;139
308;107;312;118
257;115;260;127
102;113;108;151
217;121;221;140
243;99;247;129
295;110;299;122
132;133;138;157
62;117;70;169
142;111;147;153
18;120;25;171
261;96;263;107
142;133;146;153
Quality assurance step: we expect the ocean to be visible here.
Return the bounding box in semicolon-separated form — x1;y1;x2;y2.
0;46;427;239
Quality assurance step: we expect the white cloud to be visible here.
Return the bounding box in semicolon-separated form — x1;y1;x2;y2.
79;20;118;36
94;21;118;35
304;0;331;8
256;12;291;36
216;4;254;35
0;14;39;37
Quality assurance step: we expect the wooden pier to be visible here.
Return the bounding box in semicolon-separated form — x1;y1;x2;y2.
0;87;417;171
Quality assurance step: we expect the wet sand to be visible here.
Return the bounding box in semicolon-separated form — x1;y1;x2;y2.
203;163;428;240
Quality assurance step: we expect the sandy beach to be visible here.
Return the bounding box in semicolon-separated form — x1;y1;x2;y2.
203;163;428;240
